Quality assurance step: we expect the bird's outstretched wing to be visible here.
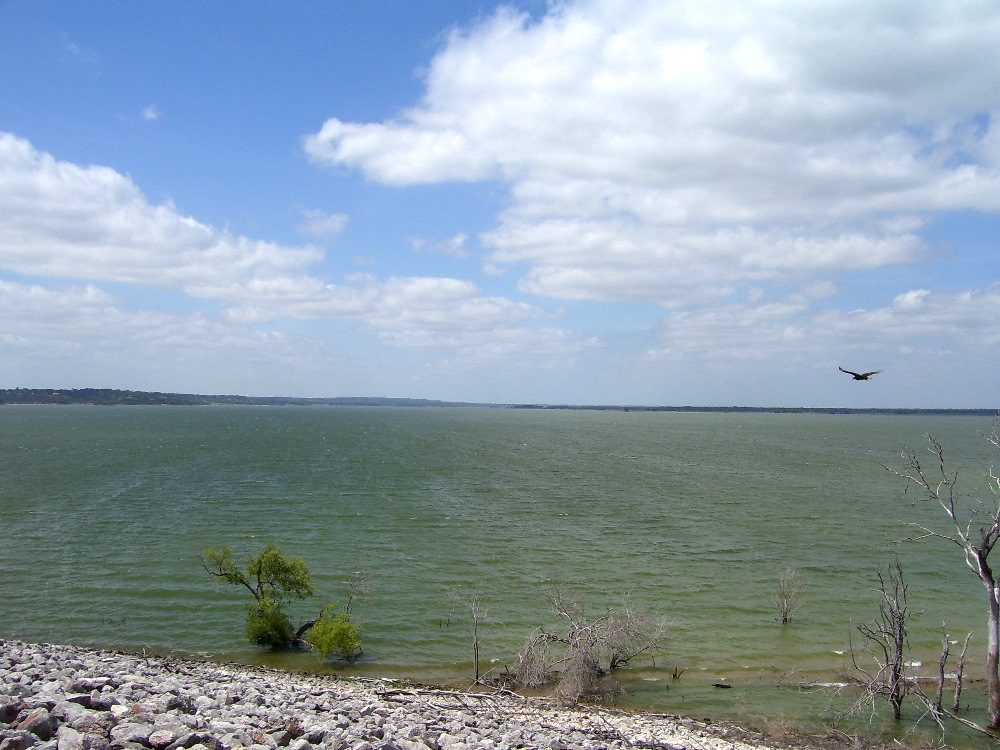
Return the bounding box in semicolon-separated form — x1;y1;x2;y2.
839;366;882;379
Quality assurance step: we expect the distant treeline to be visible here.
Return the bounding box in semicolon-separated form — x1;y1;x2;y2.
512;403;997;416
0;388;488;408
0;388;995;415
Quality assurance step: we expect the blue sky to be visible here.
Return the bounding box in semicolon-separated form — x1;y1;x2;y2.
1;0;998;408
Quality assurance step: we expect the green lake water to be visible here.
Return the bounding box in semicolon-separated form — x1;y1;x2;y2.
1;405;997;744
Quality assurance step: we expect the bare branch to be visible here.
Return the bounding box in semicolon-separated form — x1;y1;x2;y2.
847;561;911;721
773;568;805;624
888;420;1000;730
508;586;664;704
954;631;972;713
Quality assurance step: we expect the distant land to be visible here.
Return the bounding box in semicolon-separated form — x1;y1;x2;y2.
0;388;479;408
0;388;995;416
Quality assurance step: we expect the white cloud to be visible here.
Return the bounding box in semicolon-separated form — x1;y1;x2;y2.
410;232;469;258
63;35;100;67
0;278;283;357
305;0;1000;305
0;278;350;394
0;132;588;371
0;280;117;335
142;105;162;121
297;208;349;239
225;273;543;330
0;132;323;297
377;325;599;368
650;283;1000;362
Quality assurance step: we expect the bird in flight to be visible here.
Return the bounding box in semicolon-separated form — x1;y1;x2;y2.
839;366;882;380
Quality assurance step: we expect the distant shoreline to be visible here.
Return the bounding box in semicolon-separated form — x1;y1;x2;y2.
0;388;995;415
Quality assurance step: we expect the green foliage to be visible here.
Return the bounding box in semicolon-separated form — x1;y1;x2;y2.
202;541;315;604
305;604;362;660
202;546;246;588
246;542;315;601
203;541;317;649
245;597;295;648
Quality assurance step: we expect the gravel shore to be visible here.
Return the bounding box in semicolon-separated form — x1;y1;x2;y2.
0;640;793;750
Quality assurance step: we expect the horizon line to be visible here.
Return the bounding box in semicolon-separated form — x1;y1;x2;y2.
0;387;996;415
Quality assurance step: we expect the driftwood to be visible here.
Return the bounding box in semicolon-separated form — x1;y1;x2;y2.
375;686;532;712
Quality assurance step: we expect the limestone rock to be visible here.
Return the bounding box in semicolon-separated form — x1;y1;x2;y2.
0;730;38;750
0;640;772;750
17;709;59;741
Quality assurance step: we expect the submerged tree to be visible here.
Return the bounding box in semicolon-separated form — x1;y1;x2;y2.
304;565;372;660
305;603;362;659
849;561;912;721
202;541;361;655
450;591;491;684
510;585;663;703
773;567;806;624
887;424;1000;730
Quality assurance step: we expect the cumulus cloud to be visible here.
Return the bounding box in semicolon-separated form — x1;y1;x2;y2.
410;233;469;258
0;279;270;357
377;325;600;368
0;132;323;297
224;273;546;333
297;208;349;240
648;283;1000;362
305;0;1000;305
0;132;587;370
0;278;349;394
0;280;117;332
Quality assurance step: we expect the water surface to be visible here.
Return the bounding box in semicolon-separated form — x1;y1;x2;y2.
1;406;996;741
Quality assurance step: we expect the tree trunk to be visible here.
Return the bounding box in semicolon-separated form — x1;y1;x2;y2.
294;619;317;641
954;632;971;713
987;583;1000;730
934;630;949;716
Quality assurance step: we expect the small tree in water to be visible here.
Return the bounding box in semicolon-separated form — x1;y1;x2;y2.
305;603;362;659
849;561;912;721
202;541;361;654
511;585;663;703
773;568;805;624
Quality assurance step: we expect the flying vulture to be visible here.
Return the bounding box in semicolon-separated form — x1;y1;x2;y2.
839;366;882;380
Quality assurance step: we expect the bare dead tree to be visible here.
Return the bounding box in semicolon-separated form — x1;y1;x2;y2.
909;626;976;732
886;423;1000;730
849;561;911;721
773;567;806;624
444;590;498;686
953;631;972;713
459;592;490;684
512;629;556;688
933;627;950;716
510;585;664;703
343;566;374;615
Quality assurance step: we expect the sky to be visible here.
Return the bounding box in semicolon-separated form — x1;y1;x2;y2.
1;0;999;408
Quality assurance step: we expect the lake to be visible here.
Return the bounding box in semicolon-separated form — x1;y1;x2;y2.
1;405;997;742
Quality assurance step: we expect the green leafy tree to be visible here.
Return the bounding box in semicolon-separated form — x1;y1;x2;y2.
245;597;295;648
203;541;315;602
304;603;362;659
203;542;320;649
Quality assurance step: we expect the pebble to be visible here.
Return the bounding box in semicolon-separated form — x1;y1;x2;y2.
1;641;772;750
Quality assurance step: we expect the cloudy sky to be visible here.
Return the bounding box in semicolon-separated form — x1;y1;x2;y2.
2;0;998;408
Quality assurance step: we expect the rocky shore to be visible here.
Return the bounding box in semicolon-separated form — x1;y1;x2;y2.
0;640;790;750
